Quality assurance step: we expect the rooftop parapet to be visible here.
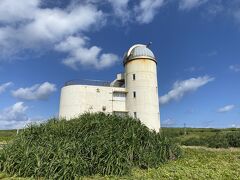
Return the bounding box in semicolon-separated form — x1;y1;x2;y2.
64;79;111;87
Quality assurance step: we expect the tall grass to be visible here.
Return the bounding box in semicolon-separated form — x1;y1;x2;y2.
0;113;181;179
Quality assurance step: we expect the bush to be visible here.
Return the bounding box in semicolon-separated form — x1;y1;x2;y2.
181;137;207;147
206;134;229;148
226;132;240;147
180;131;240;148
0;113;181;179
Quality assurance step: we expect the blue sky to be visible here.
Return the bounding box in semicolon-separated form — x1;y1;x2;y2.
0;0;240;129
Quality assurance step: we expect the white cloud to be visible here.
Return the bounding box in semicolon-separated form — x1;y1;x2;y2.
218;104;235;113
229;64;240;72
93;0;164;24
0;0;167;68
0;82;13;94
159;76;214;105
179;0;208;10
23;5;104;43
12;82;56;100
0;2;104;48
108;0;130;23
0;102;30;129
0;0;39;23
231;124;240;128
0;102;45;129
55;36;119;69
0;0;119;70
134;0;165;24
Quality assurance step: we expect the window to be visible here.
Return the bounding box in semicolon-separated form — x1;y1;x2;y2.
134;112;137;118
133;74;136;80
133;91;136;98
102;106;106;111
113;92;126;97
113;92;126;101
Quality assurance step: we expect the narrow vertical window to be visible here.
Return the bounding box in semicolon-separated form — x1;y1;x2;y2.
134;112;137;118
133;91;136;98
133;74;136;80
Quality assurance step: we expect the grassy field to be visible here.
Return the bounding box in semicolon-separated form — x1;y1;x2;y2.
1;127;240;144
162;127;240;146
162;127;240;140
1;127;240;179
0;130;17;142
1;147;240;179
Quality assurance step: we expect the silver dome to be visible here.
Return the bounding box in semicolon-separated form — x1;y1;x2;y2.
123;44;156;65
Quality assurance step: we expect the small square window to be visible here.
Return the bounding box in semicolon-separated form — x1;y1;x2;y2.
133;74;136;80
134;112;137;118
133;91;136;98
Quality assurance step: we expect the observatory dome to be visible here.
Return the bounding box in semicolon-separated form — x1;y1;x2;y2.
123;44;156;65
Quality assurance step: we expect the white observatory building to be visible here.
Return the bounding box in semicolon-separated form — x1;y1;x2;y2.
59;44;160;132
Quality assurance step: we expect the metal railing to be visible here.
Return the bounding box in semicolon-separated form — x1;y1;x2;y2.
64;79;111;87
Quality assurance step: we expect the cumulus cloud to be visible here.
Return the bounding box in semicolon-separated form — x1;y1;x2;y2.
0;1;104;49
96;0;164;24
179;0;208;10
55;36;119;69
0;82;13;94
0;0;39;23
0;102;30;129
217;105;235;113
134;0;165;24
0;0;168;68
0;0;121;70
229;64;240;72
108;0;130;23
12;82;56;100
159;76;214;105
0;102;45;129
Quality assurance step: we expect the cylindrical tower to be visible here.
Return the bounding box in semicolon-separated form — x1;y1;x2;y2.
124;44;160;132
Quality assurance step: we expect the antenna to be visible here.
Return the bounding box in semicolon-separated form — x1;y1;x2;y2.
184;123;187;135
146;42;152;48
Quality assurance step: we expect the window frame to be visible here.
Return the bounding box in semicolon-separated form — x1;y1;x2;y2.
134;112;137;118
133;74;136;80
133;91;136;98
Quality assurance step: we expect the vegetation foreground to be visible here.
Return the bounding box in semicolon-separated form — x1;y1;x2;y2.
0;113;181;179
1;115;240;179
1;147;240;180
162;127;240;148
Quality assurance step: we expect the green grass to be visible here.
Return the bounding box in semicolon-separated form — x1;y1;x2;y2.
162;127;240;140
1;125;240;179
0;130;17;142
0;113;181;179
130;147;240;180
1;127;240;144
162;127;240;148
1;147;240;180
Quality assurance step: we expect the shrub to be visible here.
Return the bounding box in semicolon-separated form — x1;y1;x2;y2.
181;137;207;147
0;113;181;179
207;134;229;148
226;132;240;147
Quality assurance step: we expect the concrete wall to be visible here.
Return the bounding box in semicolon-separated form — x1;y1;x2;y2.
59;85;126;120
125;58;160;132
